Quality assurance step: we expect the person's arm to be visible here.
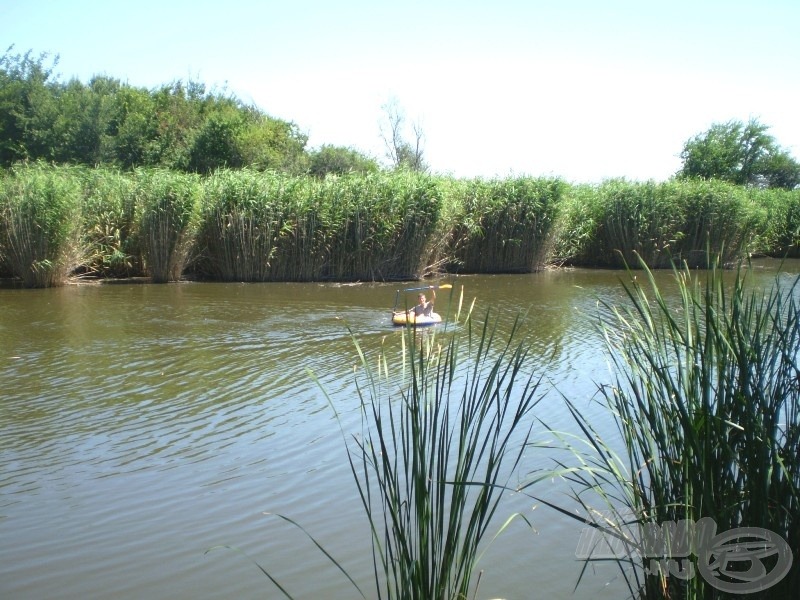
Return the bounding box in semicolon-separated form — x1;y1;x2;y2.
424;286;436;315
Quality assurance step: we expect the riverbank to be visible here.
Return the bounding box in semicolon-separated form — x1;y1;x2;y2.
2;163;799;287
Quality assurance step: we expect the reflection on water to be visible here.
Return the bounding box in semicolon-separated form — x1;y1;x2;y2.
1;261;797;599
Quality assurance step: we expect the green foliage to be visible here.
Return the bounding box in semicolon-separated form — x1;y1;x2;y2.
0;46;60;165
559;179;765;268
447;177;564;273
136;169;201;282
678;118;800;189
188;104;245;173
0;48;310;175
0;162;83;287
79;167;141;277
308;144;380;178
236;109;309;174
532;257;800;599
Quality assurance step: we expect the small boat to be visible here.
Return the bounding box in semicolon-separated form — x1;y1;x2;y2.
392;311;443;327
391;283;451;327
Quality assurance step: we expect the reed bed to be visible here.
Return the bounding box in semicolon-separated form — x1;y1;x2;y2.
3;163;800;285
532;256;800;599
0;162;83;287
194;170;442;281
135;169;201;283
195;169;289;281
756;187;800;258
79;167;141;277
559;179;765;268
321;171;442;280
446;177;564;273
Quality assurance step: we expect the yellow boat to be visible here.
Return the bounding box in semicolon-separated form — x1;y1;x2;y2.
391;283;450;327
392;311;443;327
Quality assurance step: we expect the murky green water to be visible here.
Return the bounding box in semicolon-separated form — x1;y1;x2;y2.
2;261;797;599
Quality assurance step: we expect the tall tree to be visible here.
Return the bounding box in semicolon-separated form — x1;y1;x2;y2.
379;98;427;172
678;118;800;189
0;46;59;165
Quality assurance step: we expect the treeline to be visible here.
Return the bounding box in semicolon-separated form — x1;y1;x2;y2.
1;163;799;287
0;48;379;177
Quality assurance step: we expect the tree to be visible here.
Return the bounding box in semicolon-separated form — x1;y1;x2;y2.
678;118;800;189
236;107;309;174
379;98;427;172
0;46;59;165
308;144;379;177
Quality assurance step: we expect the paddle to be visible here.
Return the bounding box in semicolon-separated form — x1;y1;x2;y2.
402;284;452;292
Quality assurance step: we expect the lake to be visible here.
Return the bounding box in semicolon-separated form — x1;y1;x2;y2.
2;260;797;599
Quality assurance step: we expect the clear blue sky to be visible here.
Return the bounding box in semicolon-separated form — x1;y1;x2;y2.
3;0;799;182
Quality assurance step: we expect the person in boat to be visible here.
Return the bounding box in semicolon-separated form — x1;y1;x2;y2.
412;286;436;317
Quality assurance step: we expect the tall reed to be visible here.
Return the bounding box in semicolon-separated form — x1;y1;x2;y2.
325;303;543;600
0;162;83;287
531;256;799;599
322;171;442;280
756;187;800;258
447;177;563;273
244;298;543;598
79;167;141;277
195;169;289;281
136;169;200;282
558;179;764;268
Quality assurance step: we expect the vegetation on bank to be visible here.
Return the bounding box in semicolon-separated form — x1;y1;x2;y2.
1;163;799;286
3;47;800;287
0;47;380;177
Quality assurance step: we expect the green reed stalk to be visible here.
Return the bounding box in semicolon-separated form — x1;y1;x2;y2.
0;162;83;287
448;177;563;273
196;169;287;281
757;187;800;258
267;176;327;281
136;169;200;283
248;297;542;599
330;306;542;600
530;255;799;599
323;171;442;281
558;180;764;268
80;167;141;277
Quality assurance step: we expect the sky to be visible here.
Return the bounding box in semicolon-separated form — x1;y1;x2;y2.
2;0;799;183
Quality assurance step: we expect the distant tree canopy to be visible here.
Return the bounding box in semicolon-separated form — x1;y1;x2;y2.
308;144;380;177
678;118;800;189
0;46;378;175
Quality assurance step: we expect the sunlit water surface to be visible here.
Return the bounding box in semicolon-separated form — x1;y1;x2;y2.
2;261;797;599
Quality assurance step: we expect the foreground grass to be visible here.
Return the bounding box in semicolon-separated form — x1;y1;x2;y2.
245;291;543;599
530;256;799;599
